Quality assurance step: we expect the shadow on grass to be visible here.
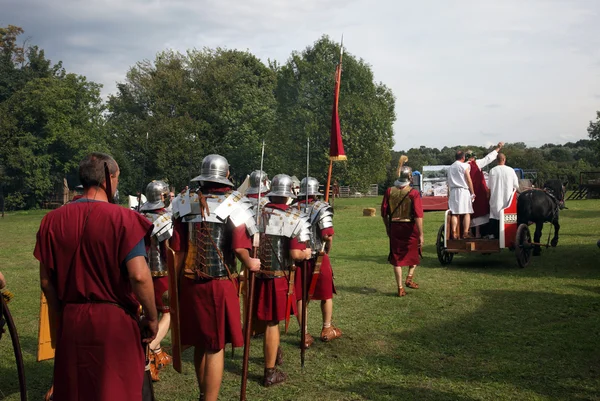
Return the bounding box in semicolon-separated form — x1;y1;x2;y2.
560;209;600;219
337;381;477;401
434;243;600;280
334;289;600;400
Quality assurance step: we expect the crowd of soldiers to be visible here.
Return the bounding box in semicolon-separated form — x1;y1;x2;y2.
34;152;343;401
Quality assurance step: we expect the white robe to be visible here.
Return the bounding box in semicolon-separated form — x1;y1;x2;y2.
488;165;520;220
447;160;473;214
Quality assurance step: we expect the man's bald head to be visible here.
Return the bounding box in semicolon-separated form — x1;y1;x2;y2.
497;153;506;165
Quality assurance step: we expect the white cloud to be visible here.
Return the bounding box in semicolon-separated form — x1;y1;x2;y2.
2;0;599;149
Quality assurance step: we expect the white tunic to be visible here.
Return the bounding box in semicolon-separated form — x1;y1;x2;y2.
447;160;473;214
488;165;520;220
475;150;498;170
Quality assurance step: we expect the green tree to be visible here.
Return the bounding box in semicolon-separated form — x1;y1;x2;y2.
274;36;396;190
107;48;277;194
0;75;105;207
0;26;105;208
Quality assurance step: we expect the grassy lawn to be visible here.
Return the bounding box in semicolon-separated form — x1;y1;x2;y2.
1;197;599;400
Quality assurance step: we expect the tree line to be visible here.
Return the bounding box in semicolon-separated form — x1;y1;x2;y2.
1;25;599;209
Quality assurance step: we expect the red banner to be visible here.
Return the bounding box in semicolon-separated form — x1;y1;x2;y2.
329;62;346;161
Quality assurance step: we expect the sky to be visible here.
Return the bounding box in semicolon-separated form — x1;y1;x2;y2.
2;0;599;150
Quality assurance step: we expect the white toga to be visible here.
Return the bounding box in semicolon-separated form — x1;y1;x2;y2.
447;160;473;214
488;165;519;220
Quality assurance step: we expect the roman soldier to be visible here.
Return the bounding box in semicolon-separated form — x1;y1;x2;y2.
253;174;312;386
245;170;270;209
139;180;174;381
294;177;342;347
171;154;260;401
381;158;424;297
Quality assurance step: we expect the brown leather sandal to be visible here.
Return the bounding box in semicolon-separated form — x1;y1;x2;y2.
44;386;54;401
263;367;287;387
152;348;172;370
149;361;160;382
398;287;406;297
405;276;419;289
301;333;314;349
320;325;342;342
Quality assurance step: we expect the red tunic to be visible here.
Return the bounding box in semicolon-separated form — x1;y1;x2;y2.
469;160;490;219
174;215;250;351
381;187;424;266
294;227;336;300
254;203;303;322
34;201;152;401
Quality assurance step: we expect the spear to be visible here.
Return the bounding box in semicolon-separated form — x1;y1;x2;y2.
240;140;265;401
301;137;310;369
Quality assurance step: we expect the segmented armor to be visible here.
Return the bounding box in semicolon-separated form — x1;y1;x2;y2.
174;189;258;279
296;200;333;256
257;206;311;275
143;210;173;277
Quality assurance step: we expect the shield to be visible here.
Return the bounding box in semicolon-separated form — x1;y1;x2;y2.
37;292;57;361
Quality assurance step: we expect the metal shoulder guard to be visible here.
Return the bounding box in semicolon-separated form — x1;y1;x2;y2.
261;206;311;242
302;200;334;231
175;190;258;236
144;211;174;242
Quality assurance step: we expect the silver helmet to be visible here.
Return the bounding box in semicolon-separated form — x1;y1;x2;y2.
140;180;169;211
191;154;234;186
395;166;413;187
298;177;323;197
246;170;270;195
268;174;296;199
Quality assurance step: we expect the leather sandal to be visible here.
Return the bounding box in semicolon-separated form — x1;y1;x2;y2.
152;348;172;370
405;276;419;289
149;360;160;382
398;287;406;297
320;325;342;342
301;333;314;349
44;385;54;401
263;367;287;387
276;346;283;366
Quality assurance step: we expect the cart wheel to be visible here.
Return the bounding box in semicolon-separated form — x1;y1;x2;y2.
436;224;454;265
515;224;532;268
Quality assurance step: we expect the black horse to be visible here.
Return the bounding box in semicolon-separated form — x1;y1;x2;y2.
517;180;566;256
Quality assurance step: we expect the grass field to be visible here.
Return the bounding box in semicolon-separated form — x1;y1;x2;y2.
1;197;599;401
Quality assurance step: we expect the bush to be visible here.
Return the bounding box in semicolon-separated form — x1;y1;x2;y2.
5;192;26;210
